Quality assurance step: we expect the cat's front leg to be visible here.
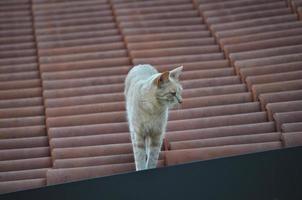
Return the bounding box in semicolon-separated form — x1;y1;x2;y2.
132;134;147;171
146;134;163;169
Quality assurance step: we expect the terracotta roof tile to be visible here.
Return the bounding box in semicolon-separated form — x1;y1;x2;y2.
169;132;282;150
166;122;276;142
259;89;302;110
165;142;282;166
0;178;46;194
0;0;302;194
46;163;135;185
196;0;302;170
282;122;302;132
274;111;302;131
281;132;302;147
0;168;48;182
266;100;302;121
0;0;51;193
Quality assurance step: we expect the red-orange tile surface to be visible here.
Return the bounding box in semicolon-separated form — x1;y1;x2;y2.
0;0;51;194
0;0;301;194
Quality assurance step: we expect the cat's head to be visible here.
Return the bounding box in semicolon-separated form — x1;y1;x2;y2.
154;66;183;107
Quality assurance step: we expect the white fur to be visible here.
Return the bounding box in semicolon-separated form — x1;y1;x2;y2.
124;64;182;170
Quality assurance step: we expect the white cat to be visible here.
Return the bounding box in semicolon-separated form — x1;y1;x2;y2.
124;64;183;170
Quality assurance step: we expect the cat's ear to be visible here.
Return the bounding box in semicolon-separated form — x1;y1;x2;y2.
170;66;183;80
155;71;170;87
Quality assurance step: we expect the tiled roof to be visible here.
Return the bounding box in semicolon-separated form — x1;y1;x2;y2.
0;0;302;194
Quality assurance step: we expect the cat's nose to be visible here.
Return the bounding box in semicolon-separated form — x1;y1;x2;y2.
176;96;182;104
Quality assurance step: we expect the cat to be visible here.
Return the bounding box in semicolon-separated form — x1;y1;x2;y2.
124;64;183;171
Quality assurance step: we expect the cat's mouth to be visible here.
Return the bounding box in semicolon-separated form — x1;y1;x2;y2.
175;95;182;104
157;96;182;105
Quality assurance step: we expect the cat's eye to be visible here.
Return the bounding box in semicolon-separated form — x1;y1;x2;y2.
171;92;176;96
